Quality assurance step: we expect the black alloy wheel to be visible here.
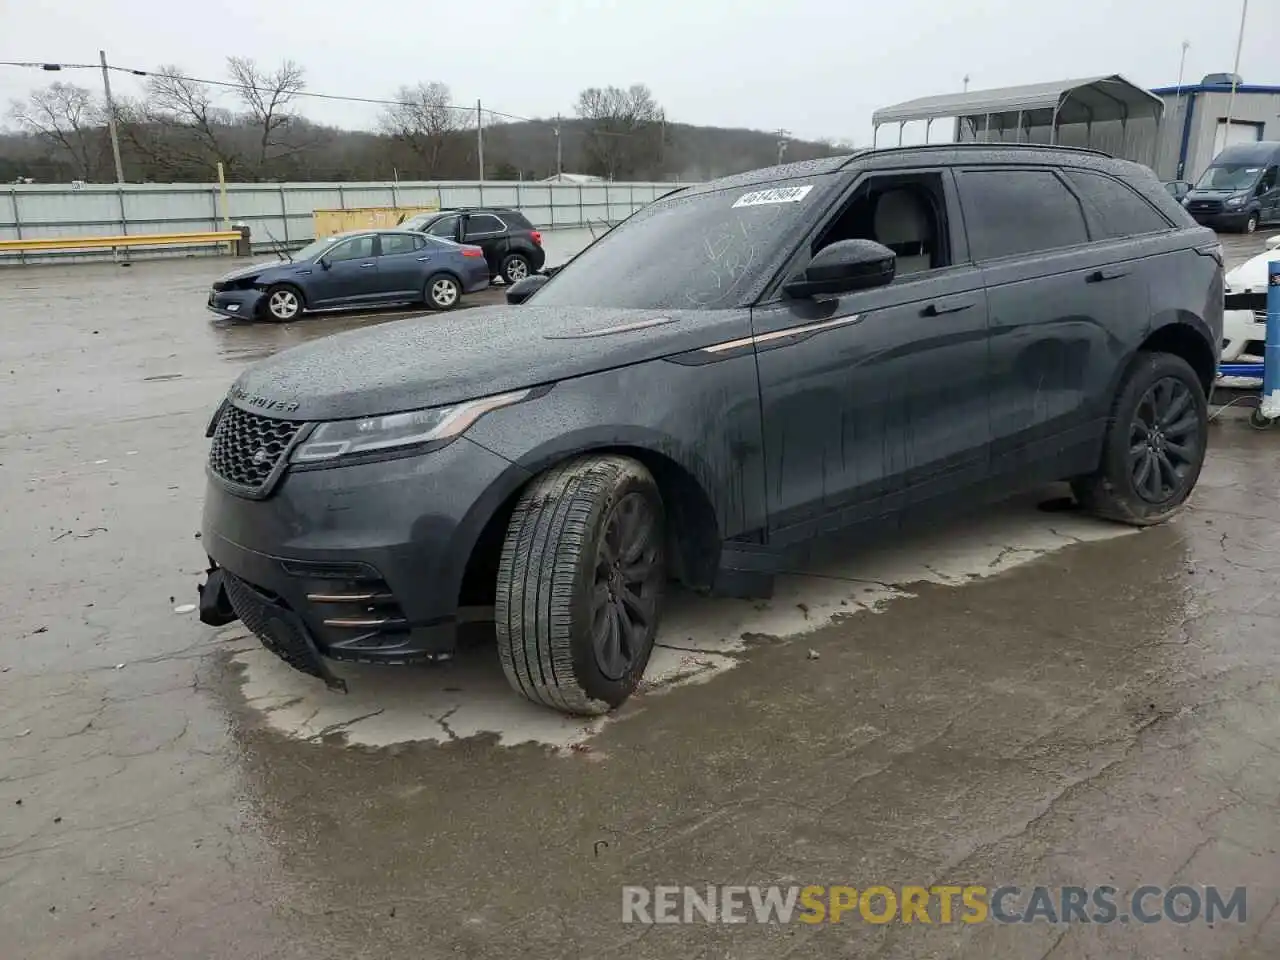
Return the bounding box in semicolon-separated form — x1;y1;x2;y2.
591;492;662;681
1128;376;1200;504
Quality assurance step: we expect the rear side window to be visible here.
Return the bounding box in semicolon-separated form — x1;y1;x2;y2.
463;214;505;237
1063;170;1171;239
378;233;424;256
958;169;1088;260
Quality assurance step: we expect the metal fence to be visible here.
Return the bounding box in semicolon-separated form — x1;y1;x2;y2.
0;179;684;263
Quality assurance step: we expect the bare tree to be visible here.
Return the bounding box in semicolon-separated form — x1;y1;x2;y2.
131;66;239;176
227;56;308;177
378;82;465;178
6;83;104;179
574;84;665;180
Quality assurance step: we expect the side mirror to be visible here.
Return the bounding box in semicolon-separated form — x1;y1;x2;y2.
506;273;549;304
318;257;331;271
784;239;896;299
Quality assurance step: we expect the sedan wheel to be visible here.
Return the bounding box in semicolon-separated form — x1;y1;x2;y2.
427;275;460;311
265;286;301;321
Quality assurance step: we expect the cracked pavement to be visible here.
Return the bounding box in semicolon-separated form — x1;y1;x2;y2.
2;239;1279;959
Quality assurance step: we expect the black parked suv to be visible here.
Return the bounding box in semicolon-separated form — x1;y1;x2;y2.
399;207;546;283
199;145;1223;716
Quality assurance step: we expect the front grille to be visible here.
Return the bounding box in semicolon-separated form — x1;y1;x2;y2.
209;404;305;492
1189;200;1223;214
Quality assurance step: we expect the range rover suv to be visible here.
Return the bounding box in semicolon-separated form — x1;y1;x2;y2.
198;145;1223;716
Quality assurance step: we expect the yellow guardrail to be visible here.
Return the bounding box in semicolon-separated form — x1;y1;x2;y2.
0;231;242;254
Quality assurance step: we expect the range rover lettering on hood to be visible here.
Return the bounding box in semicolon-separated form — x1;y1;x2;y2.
230;384;301;414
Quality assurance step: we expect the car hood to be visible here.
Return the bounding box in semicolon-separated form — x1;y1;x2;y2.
1225;247;1279;293
217;260;290;283
227;304;751;421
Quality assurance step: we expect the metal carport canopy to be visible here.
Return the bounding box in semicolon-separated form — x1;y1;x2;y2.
872;74;1163;137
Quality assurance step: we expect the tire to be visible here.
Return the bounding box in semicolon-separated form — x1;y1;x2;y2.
424;274;461;311
1071;351;1208;526
495;455;667;716
1244;212;1259;234
501;254;531;285
262;284;303;322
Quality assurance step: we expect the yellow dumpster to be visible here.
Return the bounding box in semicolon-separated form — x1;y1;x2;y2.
312;203;440;238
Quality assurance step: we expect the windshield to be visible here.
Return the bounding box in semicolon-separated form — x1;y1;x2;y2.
530;180;828;310
1195;163;1262;191
293;235;345;261
399;214;434;231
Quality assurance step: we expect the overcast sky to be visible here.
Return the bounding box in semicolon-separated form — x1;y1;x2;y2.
2;0;1276;145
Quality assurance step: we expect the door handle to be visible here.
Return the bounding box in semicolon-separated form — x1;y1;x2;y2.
416;256;432;262
1087;267;1130;283
921;297;976;317
359;262;375;268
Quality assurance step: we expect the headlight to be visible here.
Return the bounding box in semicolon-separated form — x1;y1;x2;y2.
290;389;533;464
1225;196;1245;208
1181;198;1190;207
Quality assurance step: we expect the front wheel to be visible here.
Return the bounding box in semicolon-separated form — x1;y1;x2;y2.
262;284;303;322
1243;212;1259;234
1071;351;1208;526
495;455;666;716
424;274;461;311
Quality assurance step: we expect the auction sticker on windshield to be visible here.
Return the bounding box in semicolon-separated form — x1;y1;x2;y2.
732;185;814;208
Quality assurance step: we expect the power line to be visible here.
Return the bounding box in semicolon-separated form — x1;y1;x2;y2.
1;57;541;124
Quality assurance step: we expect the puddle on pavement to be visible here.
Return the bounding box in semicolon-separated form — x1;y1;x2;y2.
229;490;1137;750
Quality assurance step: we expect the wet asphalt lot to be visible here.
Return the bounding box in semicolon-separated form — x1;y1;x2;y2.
2;234;1279;959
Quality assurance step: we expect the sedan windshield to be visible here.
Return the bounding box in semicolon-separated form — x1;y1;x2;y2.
1195;164;1262;191
293;235;345;261
530;180;829;310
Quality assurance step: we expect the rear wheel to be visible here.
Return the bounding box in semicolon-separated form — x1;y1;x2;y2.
1071;351;1207;526
501;254;531;284
263;284;303;322
424;274;460;311
495;455;666;715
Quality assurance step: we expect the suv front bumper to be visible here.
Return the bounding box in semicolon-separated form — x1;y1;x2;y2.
199;435;528;676
1189;210;1254;231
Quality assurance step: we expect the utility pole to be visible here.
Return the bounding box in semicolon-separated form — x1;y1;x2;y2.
776;128;790;165
554;114;563;178
963;74;970;92
1223;0;1248;152
476;99;485;181
1174;40;1191;178
98;50;125;184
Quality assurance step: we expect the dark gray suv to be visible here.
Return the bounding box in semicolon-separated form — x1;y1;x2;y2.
198;144;1223;716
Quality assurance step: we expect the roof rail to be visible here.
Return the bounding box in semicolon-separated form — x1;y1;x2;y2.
848;142;1113;164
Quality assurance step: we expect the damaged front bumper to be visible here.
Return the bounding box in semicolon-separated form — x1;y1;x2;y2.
198;560;348;692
